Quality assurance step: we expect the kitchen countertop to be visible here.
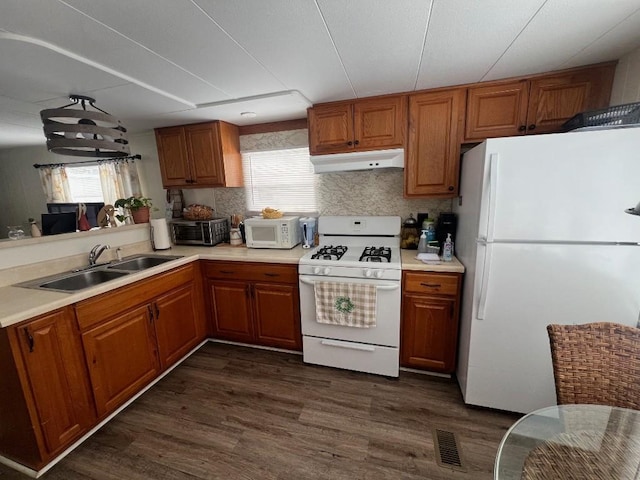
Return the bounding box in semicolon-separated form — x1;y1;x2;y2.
400;249;465;273
0;243;464;328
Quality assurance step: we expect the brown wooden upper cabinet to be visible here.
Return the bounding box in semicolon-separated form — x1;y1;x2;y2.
405;88;466;198
465;62;616;141
308;96;407;154
155;120;243;188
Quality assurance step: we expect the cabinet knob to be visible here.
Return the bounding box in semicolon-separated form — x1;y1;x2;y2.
354;140;360;145
347;141;353;146
448;186;454;191
528;124;536;131
518;125;526;132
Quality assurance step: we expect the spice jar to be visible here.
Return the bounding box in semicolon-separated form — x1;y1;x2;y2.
400;214;419;249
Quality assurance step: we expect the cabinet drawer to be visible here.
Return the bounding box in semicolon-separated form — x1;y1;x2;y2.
403;272;460;296
203;261;297;283
75;263;196;330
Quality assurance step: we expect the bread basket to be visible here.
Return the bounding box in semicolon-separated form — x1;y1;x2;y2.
183;204;214;220
261;207;283;219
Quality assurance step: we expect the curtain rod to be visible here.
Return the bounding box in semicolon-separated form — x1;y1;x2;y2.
33;154;141;169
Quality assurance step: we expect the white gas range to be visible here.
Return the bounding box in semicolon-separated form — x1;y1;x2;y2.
298;216;401;377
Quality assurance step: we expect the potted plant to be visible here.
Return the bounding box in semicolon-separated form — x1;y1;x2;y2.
114;196;153;224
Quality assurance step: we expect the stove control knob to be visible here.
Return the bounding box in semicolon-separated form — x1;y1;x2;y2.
374;270;383;279
364;269;373;278
322;267;331;275
313;267;321;275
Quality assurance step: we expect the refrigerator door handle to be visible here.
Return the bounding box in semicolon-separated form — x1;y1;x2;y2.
477;243;492;320
486;153;499;243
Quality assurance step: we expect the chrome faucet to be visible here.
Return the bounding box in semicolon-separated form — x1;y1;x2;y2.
89;244;111;265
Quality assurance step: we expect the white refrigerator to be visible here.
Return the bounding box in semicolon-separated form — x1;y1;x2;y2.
454;127;640;414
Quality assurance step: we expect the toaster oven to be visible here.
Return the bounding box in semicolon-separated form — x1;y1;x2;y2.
170;218;229;246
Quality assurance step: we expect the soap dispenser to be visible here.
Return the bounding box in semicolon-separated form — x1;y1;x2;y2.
443;233;453;262
417;230;428;254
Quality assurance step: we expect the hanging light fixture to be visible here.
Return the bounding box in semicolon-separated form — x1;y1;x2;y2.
40;94;130;157
625;201;640;216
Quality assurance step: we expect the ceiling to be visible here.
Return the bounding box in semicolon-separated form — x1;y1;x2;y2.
1;0;640;149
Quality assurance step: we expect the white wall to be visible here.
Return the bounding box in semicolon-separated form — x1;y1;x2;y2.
0;144;52;234
610;45;640;104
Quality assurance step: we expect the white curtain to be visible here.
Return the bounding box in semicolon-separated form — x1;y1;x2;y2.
98;157;142;205
38;165;72;202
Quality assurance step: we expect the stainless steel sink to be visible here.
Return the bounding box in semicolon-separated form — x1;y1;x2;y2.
107;255;182;271
15;254;183;293
38;269;130;292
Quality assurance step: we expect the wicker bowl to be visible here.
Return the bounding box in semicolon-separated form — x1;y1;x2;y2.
261;208;283;219
183;204;214;220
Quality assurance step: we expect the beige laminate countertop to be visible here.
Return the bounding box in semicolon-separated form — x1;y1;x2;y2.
0;244;464;328
400;249;465;273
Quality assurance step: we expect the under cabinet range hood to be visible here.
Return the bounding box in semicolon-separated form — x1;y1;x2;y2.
310;148;404;173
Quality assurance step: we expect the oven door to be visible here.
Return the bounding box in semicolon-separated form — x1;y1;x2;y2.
299;274;400;348
171;221;207;245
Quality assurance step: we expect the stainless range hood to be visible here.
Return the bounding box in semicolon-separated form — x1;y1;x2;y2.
310;148;404;173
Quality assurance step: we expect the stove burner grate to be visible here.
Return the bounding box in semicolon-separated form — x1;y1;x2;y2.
311;245;348;261
360;246;392;263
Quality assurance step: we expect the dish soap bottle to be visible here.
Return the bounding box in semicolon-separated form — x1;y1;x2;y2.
443;233;453;262
417;230;428;254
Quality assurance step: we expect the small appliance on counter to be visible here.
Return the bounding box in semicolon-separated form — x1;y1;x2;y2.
299;217;317;248
435;213;457;254
244;216;300;249
170;218;229;246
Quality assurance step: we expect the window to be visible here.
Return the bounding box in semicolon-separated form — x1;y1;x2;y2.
242;147;317;212
66;165;104;202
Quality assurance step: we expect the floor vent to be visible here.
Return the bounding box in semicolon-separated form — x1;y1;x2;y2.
432;428;466;471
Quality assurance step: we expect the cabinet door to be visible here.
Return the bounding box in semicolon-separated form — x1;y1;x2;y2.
82;305;160;417
465;80;529;141
14;308;94;455
252;283;301;351
156;126;191;187
353;96;406;150
527;64;615;134
207;279;254;343
185;123;223;186
154;282;205;370
308;103;354;154
401;294;458;373
406;88;465;197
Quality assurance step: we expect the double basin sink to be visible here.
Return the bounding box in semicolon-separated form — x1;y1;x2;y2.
16;254;183;293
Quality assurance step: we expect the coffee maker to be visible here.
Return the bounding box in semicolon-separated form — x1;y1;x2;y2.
435;213;457;254
299;217;317;249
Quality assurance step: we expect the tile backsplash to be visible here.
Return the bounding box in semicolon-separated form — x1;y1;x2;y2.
182;128;453;223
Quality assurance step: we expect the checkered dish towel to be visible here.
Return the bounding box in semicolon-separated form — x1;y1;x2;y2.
314;281;377;328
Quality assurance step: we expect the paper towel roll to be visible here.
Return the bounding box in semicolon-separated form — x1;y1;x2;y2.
150;218;171;250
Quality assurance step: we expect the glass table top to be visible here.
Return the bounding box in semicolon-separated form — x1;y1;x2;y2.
495;404;640;479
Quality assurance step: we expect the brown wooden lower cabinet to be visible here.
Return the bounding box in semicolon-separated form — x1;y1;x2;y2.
82;304;160;417
204;261;302;351
154;281;205;368
0;307;95;469
76;263;207;418
401;271;462;373
253;282;301;350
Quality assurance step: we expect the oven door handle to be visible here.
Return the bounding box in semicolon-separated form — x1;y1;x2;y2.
320;339;375;352
299;278;399;291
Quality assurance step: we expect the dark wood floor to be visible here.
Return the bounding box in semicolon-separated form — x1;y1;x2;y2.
0;343;520;479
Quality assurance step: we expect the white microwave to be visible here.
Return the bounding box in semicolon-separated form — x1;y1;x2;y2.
244;216;300;249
